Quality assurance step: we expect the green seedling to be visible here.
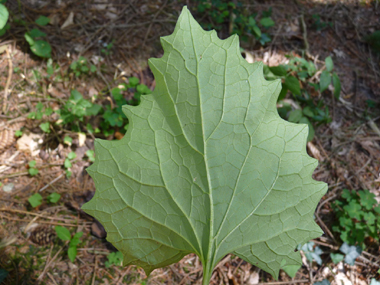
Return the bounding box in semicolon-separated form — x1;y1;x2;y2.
64;152;77;178
56;89;101;131
332;189;380;247
195;1;275;46
24;16;52;58
105;251;123;267
312;14;332;32
63;136;73;146
28;193;42;207
264;55;341;141
100;77;151;136
55;226;83;262
70;56;97;77
28;160;39;176
39;122;50;133
339;243;362;265
28;102;45;120
47;192;61;203
101;40;115;56
85;150;95;162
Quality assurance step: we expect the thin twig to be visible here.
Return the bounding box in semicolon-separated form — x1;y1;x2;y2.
255;280;310;285
2;47;13;114
92;256;98;285
142;0;168;48
299;14;309;57
38;240;69;283
1;216;90;227
39;173;65;192
0;208;76;223
93;19;175;29
47;273;59;285
0;171;29;179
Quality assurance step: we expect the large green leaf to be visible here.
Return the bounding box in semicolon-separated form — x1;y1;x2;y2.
82;7;327;284
0;4;9;30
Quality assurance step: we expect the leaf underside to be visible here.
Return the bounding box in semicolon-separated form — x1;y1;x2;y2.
82;6;327;280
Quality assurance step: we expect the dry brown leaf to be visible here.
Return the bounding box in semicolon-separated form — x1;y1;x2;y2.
0;121;25;153
16;132;43;156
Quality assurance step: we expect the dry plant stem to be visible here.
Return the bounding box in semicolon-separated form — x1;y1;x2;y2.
38;240;70;283
142;0;168;47
47;273;59;285
92;256;98;285
315;211;336;242
2;47;13;114
0;171;29;179
0;115;27;130
93;19;175;29
202;255;231;285
39;173;65;192
179;267;203;285
114;267;131;284
299;14;310;57
1;216;90;227
255;280;310;285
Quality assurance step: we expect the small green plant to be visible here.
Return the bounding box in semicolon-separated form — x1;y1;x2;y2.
85;150;95;162
64;151;77;179
24;16;52;58
14;130;23;137
28;193;42;207
28;102;44;120
47;192;61;203
63;136;73;146
39;122;50;133
311;14;332;32
332;189;380;246
264;55;341;141
55;226;83;262
28;160;39;176
336;242;362;265
56;89;102;131
233;7;275;45
46;58;61;78
100;77;151;136
28;192;61;207
105;251;123;267
299;241;323;265
194;1;275;45
101;40;115;56
364;30;380;54
195;0;232;31
70;56;97;77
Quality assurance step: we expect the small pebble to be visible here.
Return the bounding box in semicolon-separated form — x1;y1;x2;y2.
3;183;14;193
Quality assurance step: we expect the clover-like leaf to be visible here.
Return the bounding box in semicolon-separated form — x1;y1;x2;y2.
358;190;376;210
82;7;327;284
28;193;42;207
340;242;362;265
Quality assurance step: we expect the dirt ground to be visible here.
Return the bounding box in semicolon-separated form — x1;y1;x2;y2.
0;0;380;284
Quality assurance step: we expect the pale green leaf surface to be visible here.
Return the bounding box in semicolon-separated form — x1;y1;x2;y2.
82;6;327;282
0;4;9;30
